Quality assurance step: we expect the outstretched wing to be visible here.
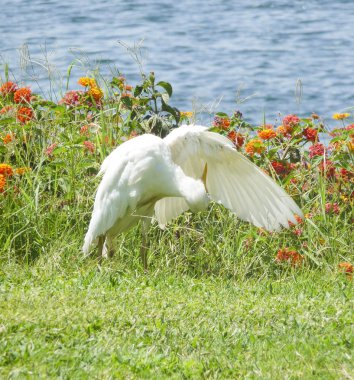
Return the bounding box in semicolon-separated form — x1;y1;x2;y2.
155;124;302;231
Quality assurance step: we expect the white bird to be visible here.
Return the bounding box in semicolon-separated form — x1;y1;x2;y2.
83;124;303;268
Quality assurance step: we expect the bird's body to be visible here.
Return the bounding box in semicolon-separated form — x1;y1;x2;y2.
83;132;208;257
83;125;303;264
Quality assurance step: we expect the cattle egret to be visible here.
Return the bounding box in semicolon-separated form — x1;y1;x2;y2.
83;125;303;268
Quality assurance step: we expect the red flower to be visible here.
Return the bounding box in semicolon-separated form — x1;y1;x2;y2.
339;168;354;180
227;130;245;148
282;114;300;128
59;90;84;107
0;81;18;95
276;248;304;266
318;160;336;179
14;87;32;104
309;143;326;158
83;140;95;153
271;161;290;176
325;202;340;214
303;127;318;142
17;107;33;124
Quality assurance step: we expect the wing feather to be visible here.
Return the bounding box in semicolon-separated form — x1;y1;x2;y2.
160;125;302;230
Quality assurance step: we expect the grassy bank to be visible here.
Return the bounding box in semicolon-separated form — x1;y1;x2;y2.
0;70;353;378
1;258;353;379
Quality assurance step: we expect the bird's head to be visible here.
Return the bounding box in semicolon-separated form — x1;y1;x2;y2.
185;178;210;212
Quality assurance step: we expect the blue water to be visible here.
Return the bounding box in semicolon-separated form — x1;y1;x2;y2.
1;0;354;124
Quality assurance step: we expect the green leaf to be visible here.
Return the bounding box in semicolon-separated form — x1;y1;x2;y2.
120;96;133;109
0;117;15;125
134;85;143;97
161;99;180;124
215;112;229;118
157;81;173;97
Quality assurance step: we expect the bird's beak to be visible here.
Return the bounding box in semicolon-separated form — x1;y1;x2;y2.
201;163;208;192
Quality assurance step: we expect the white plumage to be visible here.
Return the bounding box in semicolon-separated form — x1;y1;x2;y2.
83;125;303;264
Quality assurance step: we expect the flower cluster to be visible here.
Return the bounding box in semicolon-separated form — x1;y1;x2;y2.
0;81;34;124
276;248;304;266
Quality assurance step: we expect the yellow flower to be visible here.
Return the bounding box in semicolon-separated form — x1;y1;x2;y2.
333;113;350;120
181;111;194;118
78;77;97;88
15;167;30;175
88;86;103;102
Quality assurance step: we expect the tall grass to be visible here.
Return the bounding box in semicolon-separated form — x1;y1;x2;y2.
0;65;353;378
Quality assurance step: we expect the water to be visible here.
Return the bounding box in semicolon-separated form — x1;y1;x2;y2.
1;0;354;124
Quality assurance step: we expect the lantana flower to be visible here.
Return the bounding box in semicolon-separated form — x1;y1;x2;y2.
0;81;18;96
17;107;34;124
0;174;6;193
309;143;326;158
333;113;350;120
14;87;32;104
245;139;265;156
303;127;318;142
282;114;300;128
276;248;304;266
227;130;245;148
0;163;13;176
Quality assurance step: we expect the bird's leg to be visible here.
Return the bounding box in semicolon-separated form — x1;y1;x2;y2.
97;235;105;264
140;218;151;271
102;235;115;258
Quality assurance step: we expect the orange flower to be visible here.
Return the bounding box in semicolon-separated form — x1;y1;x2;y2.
258;127;277;140
17;107;33;124
245;139;265;156
88;86;103;102
276;125;291;138
276;248;304;266
14;87;32;103
0;81;18;95
213;116;231;130
121;93;132;98
124;85;133;92
0;174;6;193
338;262;353;274
2;133;14;144
78;77;97;87
0;163;13;176
80;125;89;135
227;131;245;148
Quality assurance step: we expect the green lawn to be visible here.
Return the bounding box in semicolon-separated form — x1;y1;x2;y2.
1;243;353;379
